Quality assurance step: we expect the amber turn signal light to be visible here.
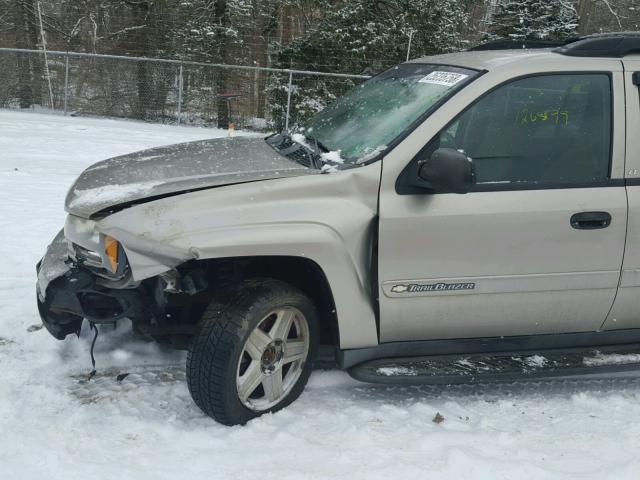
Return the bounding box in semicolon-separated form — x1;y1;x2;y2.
104;235;119;273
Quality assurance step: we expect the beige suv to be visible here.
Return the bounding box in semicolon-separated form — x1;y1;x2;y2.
37;33;640;425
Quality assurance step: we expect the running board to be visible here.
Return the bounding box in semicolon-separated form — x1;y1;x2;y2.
347;344;640;385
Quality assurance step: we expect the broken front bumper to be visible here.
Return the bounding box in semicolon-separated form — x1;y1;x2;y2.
36;230;151;340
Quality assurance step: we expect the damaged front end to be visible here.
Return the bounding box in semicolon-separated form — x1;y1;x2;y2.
36;230;156;340
36;225;213;348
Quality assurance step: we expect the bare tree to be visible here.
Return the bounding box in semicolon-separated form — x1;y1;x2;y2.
12;0;43;108
575;0;638;33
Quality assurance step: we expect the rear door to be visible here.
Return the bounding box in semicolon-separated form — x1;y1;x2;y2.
603;59;640;331
378;66;627;342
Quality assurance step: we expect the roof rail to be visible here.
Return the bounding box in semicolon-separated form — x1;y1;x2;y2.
469;33;640;57
554;32;640;57
468;38;574;51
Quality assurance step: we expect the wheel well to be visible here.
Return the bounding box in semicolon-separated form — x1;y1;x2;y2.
241;256;339;347
162;256;339;348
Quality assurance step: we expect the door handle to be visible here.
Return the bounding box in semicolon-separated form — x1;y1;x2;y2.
570;211;611;230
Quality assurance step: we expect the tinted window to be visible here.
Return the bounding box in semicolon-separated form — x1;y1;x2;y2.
437;74;612;186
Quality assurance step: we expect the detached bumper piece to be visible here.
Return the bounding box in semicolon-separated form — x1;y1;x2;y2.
36;230;150;340
348;344;640;385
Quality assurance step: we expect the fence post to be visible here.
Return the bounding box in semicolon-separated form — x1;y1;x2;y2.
284;71;293;131
176;63;183;125
406;30;415;62
63;53;69;115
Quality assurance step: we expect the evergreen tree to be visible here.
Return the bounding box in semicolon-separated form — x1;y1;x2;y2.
486;0;578;41
268;0;467;130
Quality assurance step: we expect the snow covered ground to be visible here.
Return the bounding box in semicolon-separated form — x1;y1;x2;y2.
2;109;640;479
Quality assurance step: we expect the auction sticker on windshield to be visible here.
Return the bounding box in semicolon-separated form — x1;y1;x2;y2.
419;71;469;86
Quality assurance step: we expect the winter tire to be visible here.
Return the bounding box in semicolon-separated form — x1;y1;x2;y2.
186;279;318;425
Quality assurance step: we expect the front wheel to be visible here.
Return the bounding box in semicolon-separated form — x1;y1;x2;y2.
186;279;318;425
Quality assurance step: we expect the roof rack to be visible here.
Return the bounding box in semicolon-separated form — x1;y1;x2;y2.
468;38;574;51
554;32;640;57
469;33;640;58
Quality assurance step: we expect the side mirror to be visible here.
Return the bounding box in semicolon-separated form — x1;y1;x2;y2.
418;148;475;194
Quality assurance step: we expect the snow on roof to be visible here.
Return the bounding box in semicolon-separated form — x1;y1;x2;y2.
408;49;557;71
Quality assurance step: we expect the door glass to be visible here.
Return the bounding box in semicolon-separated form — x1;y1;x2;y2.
437;74;612;185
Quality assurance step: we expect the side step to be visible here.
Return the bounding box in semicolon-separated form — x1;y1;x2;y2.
347;344;640;385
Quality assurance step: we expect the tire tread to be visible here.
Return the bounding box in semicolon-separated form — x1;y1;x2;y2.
186;278;317;425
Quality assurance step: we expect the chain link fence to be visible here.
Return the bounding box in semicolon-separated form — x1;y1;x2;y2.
0;48;370;131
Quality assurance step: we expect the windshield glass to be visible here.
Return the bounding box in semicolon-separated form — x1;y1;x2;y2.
301;64;478;165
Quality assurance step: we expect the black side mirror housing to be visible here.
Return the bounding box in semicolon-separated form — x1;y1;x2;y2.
418;148;475;194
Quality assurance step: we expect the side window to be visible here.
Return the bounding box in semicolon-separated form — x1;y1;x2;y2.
437;74;612;186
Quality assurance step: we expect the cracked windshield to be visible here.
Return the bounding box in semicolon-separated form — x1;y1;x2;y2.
301;64;478;163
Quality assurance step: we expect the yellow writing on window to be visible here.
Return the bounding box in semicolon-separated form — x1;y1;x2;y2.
515;108;569;126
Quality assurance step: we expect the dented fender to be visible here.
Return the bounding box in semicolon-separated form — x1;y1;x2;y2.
93;164;382;349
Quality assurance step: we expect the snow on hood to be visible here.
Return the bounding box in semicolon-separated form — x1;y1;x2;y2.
65;136;313;218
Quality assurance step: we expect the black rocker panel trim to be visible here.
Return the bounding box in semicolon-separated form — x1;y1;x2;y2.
338;328;640;369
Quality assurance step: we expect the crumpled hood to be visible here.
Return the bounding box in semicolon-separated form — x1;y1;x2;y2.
65;136;313;218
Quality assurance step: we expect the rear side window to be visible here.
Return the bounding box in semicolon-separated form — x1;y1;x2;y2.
437;74;612;187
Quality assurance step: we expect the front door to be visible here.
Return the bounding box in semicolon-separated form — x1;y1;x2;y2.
378;71;627;342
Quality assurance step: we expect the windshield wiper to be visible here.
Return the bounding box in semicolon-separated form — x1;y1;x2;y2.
299;134;327;169
265;132;323;170
303;134;329;154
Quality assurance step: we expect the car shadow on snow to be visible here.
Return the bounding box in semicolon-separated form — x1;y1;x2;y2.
55;322;640;419
60;362;640;424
